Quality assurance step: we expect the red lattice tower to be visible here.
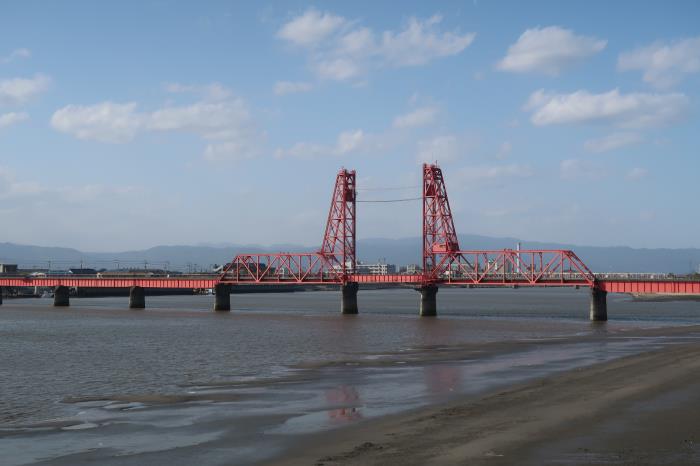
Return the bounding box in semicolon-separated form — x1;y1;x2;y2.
218;168;356;285
423;163;459;281
320;168;357;280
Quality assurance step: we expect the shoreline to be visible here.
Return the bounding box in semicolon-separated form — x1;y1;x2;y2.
267;336;700;466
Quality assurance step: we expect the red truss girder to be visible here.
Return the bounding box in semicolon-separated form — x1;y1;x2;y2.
430;249;596;286
218;253;342;284
219;169;356;285
421;163;596;287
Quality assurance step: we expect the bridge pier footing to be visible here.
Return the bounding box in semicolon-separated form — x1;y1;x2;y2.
214;284;231;311
129;286;145;309
590;287;608;321
419;284;439;317
341;282;359;314
54;286;70;307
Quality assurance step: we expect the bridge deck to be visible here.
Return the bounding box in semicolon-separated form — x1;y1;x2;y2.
0;277;218;289
1;276;699;295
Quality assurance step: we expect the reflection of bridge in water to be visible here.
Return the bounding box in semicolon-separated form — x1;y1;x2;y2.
1;164;698;319
325;385;362;423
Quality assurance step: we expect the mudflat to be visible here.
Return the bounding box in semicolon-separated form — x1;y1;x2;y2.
269;339;700;465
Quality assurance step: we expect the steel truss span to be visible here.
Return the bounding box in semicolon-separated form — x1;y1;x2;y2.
218;169;357;285
1;164;698;294
218;165;598;288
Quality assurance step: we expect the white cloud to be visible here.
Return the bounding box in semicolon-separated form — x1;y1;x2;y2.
0;112;29;129
497;26;606;75
525;89;689;128
51;85;263;160
56;184;140;203
0;74;51;106
0;165;43;199
315;58;362;81
584;132;643;153
0;48;31;64
0;165;141;206
626;167;648;180
457;163;533;181
164;82;232;101
338;27;375;56
496;141;512;159
380;15;476;66
336;129;365;154
277;9;346;47
203;141;259;162
273;80;313;95
618;37;700;88
275;141;328;159
276;129;366;158
416;135;461;163
277;10;475;81
393;106;438;128
559;158;606;180
149;99;252;140
51;102;143;143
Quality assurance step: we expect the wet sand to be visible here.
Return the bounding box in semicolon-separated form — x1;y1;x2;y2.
270;338;700;465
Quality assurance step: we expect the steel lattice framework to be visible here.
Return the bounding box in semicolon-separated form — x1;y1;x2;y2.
419;163;596;287
218;169;356;284
423;163;460;278
320;168;356;276
215;164;599;287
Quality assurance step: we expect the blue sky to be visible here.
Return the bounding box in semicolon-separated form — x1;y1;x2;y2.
1;1;699;251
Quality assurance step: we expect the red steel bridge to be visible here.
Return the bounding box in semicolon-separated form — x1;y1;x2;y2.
1;164;698;319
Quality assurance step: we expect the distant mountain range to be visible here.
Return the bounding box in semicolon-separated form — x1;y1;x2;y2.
1;235;699;274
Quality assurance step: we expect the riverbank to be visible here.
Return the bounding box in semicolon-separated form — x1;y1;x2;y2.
270;339;700;466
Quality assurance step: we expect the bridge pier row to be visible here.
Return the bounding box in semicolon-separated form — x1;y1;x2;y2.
419;284;439;317
129;286;146;309
341;282;359;314
53;286;70;307
590;286;608;321
214;284;231;311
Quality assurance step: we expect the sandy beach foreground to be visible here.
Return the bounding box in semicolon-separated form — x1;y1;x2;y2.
270;339;700;466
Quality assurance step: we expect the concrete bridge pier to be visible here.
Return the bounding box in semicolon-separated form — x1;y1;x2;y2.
590;286;608;321
129;286;146;309
419;284;439;317
341;282;359;314
214;283;231;311
54;286;70;307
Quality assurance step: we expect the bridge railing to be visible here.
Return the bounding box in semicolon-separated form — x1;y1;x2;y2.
594;273;673;280
0;273;219;280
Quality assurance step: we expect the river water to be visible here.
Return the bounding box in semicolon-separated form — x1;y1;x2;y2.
1;288;699;465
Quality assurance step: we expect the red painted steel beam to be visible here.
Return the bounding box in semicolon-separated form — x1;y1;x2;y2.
600;280;700;295
218;253;342;284
0;277;217;288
